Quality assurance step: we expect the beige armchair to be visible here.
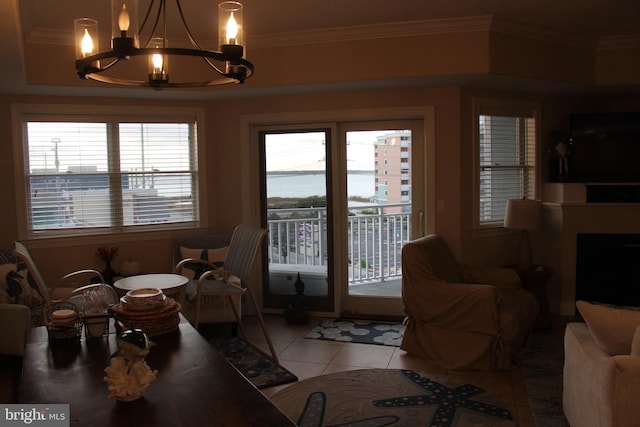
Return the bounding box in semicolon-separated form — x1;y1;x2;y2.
400;234;539;370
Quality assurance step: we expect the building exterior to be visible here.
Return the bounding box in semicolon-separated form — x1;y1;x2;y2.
374;130;411;213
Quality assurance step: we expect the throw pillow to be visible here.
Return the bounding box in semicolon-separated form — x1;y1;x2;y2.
0;262;45;308
179;246;228;279
576;300;640;355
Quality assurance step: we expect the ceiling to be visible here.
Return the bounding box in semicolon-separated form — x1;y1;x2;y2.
2;0;640;98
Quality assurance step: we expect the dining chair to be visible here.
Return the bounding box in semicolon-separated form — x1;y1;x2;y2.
13;241;105;303
174;224;279;366
172;233;238;327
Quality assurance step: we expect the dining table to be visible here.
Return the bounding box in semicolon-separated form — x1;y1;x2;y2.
19;317;296;426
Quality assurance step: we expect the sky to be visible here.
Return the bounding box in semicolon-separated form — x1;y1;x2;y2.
265;130;395;172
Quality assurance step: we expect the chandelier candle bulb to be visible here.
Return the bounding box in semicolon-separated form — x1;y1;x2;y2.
111;0;138;46
74;18;99;68
118;4;130;35
148;37;169;84
219;1;244;57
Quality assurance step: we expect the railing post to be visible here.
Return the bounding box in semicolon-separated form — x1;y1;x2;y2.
377;206;384;281
266;203;411;286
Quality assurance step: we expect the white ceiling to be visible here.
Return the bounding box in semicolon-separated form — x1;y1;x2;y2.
3;0;640;97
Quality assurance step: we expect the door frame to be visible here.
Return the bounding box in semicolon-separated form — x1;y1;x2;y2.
257;125;336;313
338;120;427;318
241;107;436;318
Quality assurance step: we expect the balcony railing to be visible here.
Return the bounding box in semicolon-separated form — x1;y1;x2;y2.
267;203;411;285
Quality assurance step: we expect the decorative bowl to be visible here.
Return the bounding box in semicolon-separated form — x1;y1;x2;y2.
123;288;166;309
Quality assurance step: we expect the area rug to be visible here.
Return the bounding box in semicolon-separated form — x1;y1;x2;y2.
271;368;515;427
305;319;405;346
209;335;298;389
519;332;569;427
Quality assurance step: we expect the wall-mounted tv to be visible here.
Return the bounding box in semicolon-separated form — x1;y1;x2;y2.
564;112;640;183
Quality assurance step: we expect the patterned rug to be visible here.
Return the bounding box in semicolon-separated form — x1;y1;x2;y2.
209;336;298;389
271;369;515;427
519;332;569;427
305;319;405;346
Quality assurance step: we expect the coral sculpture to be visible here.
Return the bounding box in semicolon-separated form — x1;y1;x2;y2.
104;357;157;401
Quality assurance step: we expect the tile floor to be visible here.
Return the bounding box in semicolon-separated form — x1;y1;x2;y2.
241;315;537;427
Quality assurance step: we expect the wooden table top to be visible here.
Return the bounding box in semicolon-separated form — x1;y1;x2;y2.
20;320;296;427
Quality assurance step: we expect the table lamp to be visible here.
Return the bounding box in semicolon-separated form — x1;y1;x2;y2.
504;198;542;271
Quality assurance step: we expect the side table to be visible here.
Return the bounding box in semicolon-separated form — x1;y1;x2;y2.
514;265;554;330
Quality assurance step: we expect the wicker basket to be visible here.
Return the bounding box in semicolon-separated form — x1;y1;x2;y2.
110;298;181;337
45;301;83;342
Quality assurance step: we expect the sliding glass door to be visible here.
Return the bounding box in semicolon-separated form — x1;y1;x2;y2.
260;128;334;312
257;119;425;317
340;121;424;317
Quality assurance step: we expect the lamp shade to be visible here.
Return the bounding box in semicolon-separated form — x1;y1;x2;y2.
504;199;542;231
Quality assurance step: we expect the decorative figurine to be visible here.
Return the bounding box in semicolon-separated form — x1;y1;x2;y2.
284;273;310;324
104;328;157;401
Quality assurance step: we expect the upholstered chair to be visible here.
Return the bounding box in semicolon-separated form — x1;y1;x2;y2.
401;234;539;370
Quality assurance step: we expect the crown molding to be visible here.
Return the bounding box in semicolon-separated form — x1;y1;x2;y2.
27;15;626;52
249;15;494;48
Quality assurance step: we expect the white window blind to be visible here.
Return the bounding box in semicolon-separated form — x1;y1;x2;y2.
478;113;536;226
24;119;198;235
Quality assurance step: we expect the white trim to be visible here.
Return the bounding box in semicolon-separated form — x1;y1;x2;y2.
471;98;541;233
11;103;208;240
29;15;595;50
240;106;435;316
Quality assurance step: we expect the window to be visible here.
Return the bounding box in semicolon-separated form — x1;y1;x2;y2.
474;100;538;228
14;105;203;237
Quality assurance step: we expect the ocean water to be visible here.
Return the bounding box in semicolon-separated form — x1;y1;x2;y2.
267;172;375;198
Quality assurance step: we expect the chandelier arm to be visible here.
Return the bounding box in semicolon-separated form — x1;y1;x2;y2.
75;53;121;79
174;0;203;49
201;57;228;75
139;0;156;35
85;73;239;88
76;47;254;86
141;0;165;48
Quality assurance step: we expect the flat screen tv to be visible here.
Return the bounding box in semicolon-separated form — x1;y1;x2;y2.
565;112;640;183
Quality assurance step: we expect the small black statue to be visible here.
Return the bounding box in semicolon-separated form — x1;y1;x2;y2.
284;273;310;324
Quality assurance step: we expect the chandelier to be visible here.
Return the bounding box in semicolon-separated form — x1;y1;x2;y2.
74;0;254;89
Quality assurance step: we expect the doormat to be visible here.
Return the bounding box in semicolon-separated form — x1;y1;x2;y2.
209;335;298;389
305;318;405;346
271;368;515;427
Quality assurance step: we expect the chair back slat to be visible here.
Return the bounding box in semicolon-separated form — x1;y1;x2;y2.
223;224;268;283
14;241;51;303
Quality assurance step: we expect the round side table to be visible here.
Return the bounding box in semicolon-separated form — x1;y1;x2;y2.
114;273;189;307
515;265;554;330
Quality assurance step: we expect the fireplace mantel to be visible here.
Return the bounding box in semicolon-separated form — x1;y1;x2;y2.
541;183;640;314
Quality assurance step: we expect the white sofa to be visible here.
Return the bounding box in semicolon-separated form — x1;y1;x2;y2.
563;301;640;427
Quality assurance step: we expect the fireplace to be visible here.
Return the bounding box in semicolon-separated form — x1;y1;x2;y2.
576;233;640;307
